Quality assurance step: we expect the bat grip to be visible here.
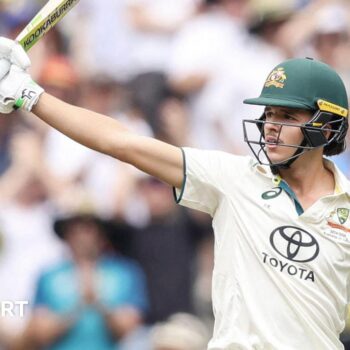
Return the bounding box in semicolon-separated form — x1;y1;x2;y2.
0;59;11;81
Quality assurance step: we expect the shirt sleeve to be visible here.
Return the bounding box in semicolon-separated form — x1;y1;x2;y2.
174;147;252;217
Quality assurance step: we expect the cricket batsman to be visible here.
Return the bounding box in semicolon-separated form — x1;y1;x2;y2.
0;37;349;350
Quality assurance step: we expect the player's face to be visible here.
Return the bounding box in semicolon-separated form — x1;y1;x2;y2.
263;106;313;164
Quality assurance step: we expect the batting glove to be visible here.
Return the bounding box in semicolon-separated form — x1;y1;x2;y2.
0;37;44;114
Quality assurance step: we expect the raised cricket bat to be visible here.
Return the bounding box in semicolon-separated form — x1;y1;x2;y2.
16;0;80;51
0;0;79;80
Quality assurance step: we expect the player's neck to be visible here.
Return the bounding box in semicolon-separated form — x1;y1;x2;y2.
278;151;335;199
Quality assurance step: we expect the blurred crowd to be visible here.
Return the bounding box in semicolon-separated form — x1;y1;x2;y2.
0;0;350;349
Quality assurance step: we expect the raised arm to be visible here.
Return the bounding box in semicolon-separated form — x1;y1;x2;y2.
33;93;184;188
0;38;184;188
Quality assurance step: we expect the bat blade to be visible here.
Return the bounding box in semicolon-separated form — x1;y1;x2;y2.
16;0;80;52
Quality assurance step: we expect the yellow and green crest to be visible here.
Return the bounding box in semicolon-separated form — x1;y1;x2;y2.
264;67;287;89
337;208;349;224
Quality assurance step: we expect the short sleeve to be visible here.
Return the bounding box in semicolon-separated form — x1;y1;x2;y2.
174;148;252;217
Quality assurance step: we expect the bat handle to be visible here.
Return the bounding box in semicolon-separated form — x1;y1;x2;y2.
0;59;11;82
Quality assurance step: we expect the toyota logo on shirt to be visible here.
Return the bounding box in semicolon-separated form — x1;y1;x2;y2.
270;226;320;263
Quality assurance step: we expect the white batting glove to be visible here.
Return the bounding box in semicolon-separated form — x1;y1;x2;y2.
0;37;44;114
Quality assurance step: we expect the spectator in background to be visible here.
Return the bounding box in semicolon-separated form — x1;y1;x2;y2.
0;1;40;39
66;0;135;81
0;115;15;176
0;2;15;38
38;55;79;103
126;0;197;78
168;0;250;101
276;1;350;66
127;74;189;143
167;0;284;152
21;211;148;350
311;3;349;69
0;320;14;350
67;0;196;81
155;88;191;146
115;174;212;325
249;0;294;52
0;130;65;342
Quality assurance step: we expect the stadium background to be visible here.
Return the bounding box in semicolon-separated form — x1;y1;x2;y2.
0;0;350;349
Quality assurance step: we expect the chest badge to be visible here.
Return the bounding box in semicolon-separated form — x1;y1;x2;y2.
325;208;350;237
337;208;349;225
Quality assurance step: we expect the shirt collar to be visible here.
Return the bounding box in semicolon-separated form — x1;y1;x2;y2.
254;158;350;197
323;158;350;196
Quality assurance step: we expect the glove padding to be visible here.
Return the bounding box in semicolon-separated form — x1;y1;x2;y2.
0;38;31;79
0;65;44;113
0;37;31;69
0;37;44;113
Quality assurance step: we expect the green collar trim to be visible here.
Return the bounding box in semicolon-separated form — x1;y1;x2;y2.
278;179;304;216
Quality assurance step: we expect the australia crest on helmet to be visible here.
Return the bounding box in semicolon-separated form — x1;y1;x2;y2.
265;67;287;89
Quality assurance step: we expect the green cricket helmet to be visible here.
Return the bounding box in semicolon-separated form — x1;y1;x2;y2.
242;57;349;169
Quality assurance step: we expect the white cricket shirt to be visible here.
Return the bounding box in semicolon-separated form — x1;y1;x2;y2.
174;148;350;350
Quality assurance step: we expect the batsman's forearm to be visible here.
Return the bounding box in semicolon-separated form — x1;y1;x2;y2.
33;93;130;159
32;93;185;188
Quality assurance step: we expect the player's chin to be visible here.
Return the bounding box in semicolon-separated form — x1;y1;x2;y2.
266;146;294;164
